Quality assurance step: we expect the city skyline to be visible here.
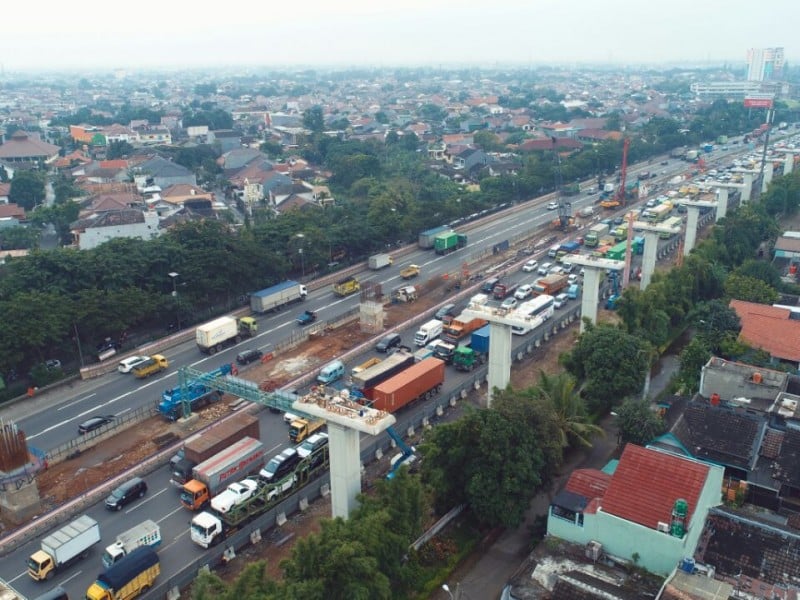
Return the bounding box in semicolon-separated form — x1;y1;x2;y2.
1;0;797;72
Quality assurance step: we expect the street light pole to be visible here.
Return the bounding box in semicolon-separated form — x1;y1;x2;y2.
168;272;180;330
295;233;306;278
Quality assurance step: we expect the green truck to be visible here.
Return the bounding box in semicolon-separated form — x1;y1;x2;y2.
584;223;610;248
434;232;467;255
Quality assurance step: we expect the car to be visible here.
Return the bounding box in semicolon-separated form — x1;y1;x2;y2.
105;476;147;511
501;297;517;309
568;274;579;285
236;349;263;365
297;432;329;468
561;262;574;274
546;201;559;210
375;332;402;353
645;198;658;208
549;265;564;275
660;160;669;166
522;259;539;273
296;310;317;326
612;216;625;225
514;284;533;300
554;293;570;309
78;415;114;434
435;303;458;321
260;447;300;483
538;262;552;276
117;355;150;374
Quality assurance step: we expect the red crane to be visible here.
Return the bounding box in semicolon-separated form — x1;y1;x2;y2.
599;137;630;209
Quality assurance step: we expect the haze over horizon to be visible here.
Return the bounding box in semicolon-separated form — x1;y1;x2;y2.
1;0;796;72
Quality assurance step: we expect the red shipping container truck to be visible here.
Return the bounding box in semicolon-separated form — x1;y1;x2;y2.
371;357;445;413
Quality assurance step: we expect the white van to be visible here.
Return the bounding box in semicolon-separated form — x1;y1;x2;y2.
413;319;443;347
317;360;345;384
547;244;561;258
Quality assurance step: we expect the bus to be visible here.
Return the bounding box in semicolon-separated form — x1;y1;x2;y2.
642;203;671;223
511;295;555;335
659;216;683;239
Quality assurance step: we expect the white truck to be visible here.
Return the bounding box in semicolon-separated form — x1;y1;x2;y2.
250;281;308;314
368;253;393;270
413;319;443;346
101;519;161;568
195;315;257;354
210;479;259;514
28;514;101;581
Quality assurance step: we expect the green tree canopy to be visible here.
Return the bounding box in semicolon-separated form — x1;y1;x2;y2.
616;399;666;446
9;170;46;210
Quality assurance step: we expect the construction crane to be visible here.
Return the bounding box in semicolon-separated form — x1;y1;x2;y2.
550;136;575;230
600;137;630;209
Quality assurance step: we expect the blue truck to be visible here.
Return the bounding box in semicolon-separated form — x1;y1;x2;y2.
157;364;232;421
559;240;581;254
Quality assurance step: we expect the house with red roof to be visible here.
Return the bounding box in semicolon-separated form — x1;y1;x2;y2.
547;444;723;575
729;299;800;369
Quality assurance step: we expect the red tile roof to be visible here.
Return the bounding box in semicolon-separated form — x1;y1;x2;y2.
601;444;710;531
565;469;611;500
730;299;800;362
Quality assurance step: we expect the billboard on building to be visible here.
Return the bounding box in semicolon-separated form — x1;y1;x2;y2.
744;97;773;109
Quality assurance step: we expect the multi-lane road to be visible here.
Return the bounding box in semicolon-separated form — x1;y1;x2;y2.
0;143;757;599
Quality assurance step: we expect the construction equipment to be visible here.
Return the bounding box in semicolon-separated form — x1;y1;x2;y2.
600;137;630;209
606;271;622;310
386;426;415;479
549;136;575;230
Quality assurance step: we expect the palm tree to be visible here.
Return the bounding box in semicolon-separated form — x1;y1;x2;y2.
534;371;605;449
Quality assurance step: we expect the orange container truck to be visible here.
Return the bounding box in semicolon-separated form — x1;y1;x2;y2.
371;357;445;413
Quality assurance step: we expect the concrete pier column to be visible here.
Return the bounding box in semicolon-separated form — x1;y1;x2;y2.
327;422;362;518
741;174;753;202
762;162;774;193
785;155;794;176
715;188;728;221
487;322;512;407
684;207;700;258
641;231;660;289
579;267;602;332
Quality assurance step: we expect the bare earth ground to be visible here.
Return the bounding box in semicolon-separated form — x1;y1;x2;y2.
12;254;584;584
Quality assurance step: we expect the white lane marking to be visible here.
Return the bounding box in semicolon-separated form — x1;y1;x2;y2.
126;487;169;514
57;393;97;410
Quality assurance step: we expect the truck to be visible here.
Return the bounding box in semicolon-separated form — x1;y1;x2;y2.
434;231;467;255
442;316;488;344
584;223;610;248
333;275;360;297
191;445;331;549
131;354;168;379
492;281;518;300
413;339;449;363
170;412;260;487
249;281;308;314
559;240;580;254
368;253;393;270
85;546;159;600
453;326;490;372
180;436;266;510
157;364;232;421
288;418;325;443
562;182;581;196
716;135;728;145
352;350;415;401
612;223;628;241
400;264;421;279
101;520;161;569
418;225;451;249
392;285;418;303
28;515;101;581
532;274;568;297
196;316;257;354
351;356;381;376
685;149;699;162
371;357;445;413
296;310;317;326
606;241;628;261
414;319;443;346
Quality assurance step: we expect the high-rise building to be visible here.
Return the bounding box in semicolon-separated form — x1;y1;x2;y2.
747;47;785;81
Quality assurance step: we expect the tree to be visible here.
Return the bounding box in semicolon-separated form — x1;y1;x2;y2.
562;322;650;414
676;337;712;394
691;299;741;353
302;106;325;134
724;272;779;304
106;140;134;159
421;407;545;527
616;399;666;446
9;170;46;210
531;371;604;448
473;130;503;152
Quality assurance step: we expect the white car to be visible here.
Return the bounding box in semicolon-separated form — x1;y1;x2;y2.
522;259;539;273
554;293;570;309
549;265;564;275
266;473;297;501
568;274;579;285
118;356;150;374
210;479;258;514
546;201;559;210
501;297;518;309
514;284;533;300
538;262;553;276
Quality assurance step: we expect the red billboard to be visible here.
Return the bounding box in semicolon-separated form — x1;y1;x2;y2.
744;97;773;109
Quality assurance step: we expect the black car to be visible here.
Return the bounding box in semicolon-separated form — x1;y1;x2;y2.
375;333;402;353
259;447;300;482
78;415;114;434
105;476;147;511
236;349;263;365
435;303;457;321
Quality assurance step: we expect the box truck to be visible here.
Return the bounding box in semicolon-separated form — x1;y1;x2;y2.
413;319;443;346
368;253;393;269
85;546;159;600
250;281;307;313
195;316;257;354
101;520;161;568
180;436;266;510
371;357;445;413
28;515;101;581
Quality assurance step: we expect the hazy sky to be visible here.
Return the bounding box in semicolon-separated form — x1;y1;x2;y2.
2;0;796;71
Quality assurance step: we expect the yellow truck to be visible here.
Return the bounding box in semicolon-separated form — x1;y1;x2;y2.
86;546;160;600
333;276;360;297
131;354;169;379
289;418;326;443
400;264;421;279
